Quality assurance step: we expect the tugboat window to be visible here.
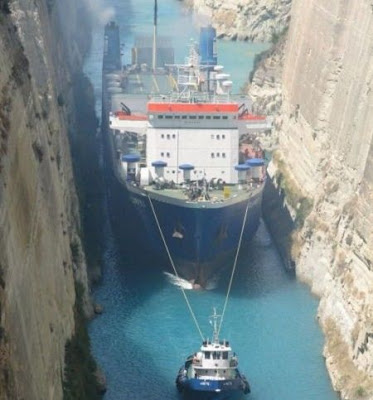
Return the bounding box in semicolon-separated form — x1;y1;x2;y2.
182;115;187;119
222;352;228;360
158;115;164;119
205;352;211;359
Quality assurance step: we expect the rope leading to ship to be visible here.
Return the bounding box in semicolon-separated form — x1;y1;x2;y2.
217;197;251;338
148;195;205;341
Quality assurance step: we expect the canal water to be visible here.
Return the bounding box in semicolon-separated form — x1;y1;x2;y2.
85;1;339;399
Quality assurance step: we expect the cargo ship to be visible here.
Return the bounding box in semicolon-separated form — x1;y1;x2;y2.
102;10;267;287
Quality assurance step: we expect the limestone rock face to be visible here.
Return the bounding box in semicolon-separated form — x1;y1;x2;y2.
185;0;292;41
0;1;92;399
269;0;373;397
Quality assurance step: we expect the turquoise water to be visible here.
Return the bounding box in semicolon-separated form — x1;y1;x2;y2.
85;1;339;399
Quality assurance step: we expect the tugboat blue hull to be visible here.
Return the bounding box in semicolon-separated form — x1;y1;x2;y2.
178;378;248;400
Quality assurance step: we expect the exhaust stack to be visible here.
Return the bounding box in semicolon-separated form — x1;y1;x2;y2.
152;0;157;71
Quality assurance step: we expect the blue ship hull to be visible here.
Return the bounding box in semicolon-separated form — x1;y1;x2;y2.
119;182;262;285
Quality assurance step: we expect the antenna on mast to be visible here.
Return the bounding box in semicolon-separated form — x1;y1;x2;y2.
152;0;158;72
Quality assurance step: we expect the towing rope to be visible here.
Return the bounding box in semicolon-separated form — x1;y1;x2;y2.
218;196;251;337
148;194;205;341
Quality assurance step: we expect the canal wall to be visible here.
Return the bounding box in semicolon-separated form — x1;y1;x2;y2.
273;1;373;398
183;0;292;42
0;1;101;399
190;0;373;398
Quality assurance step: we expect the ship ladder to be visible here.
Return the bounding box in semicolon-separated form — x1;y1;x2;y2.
217;196;251;337
147;194;205;341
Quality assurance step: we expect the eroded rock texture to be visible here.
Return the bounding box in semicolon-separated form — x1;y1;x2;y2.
185;0;291;41
0;1;92;398
271;1;373;397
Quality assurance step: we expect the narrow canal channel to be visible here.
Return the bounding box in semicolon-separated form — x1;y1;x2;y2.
85;1;339;399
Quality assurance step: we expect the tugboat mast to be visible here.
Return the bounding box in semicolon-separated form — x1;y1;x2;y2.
210;308;221;344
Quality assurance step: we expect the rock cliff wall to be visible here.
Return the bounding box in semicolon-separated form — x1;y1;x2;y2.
276;1;373;398
184;0;291;41
0;1;95;399
257;0;373;398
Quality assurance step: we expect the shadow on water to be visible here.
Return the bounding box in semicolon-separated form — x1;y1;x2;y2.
213;220;296;300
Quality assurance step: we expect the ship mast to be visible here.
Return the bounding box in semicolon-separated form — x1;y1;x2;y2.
152;0;157;72
210;308;221;344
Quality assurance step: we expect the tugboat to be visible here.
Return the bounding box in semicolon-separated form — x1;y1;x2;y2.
176;309;250;399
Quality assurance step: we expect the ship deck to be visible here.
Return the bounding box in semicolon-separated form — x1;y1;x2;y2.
144;183;262;204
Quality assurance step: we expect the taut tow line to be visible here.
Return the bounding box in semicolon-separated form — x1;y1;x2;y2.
148;191;251;341
148;194;205;341
217;197;251;337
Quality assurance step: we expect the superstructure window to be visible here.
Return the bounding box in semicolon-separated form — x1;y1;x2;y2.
198;115;204;119
211;153;215;158
189;115;197;119
222;153;226;158
213;116;221;120
175;115;180;119
167;134;170;139
165;115;173;119
172;134;176;139
222;352;228;360
216;135;220;140
205;352;211;359
166;152;170;157
217;152;220;157
161;152;164;157
182;115;187;119
158;115;164;119
222;116;228;120
161;134;164;139
222;134;226;139
206;116;211;119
